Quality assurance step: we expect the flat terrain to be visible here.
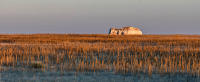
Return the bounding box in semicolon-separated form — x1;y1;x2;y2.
0;34;200;81
1;34;200;43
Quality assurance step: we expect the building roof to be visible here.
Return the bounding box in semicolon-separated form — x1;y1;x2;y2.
122;27;141;31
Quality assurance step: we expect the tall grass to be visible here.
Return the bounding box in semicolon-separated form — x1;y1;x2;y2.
0;34;200;75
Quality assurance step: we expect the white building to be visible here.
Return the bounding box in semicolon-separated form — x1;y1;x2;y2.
109;27;142;35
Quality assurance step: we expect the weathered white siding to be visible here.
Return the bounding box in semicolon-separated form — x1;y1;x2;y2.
109;27;142;35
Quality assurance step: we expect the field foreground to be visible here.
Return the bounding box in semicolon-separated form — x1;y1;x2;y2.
0;34;200;81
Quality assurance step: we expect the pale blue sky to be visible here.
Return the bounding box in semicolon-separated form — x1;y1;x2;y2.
0;0;200;34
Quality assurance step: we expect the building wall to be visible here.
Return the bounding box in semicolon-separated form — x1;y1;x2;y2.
109;27;142;35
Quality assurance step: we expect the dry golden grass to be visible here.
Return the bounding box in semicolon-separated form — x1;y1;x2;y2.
0;34;200;75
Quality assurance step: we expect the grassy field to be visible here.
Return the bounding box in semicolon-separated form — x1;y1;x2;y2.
0;34;200;75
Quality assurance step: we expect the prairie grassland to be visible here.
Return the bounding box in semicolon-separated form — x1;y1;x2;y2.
0;34;200;75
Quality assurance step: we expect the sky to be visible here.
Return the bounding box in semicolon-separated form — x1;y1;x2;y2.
0;0;200;34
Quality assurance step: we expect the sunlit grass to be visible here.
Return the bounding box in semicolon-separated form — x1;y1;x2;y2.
0;34;200;75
